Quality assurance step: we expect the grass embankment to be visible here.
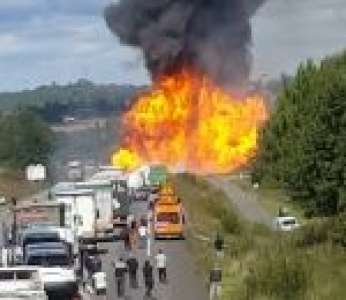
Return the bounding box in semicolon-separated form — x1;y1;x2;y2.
226;173;305;221
173;174;346;300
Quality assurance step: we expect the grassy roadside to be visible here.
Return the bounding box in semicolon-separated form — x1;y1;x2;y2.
228;174;306;221
173;174;346;300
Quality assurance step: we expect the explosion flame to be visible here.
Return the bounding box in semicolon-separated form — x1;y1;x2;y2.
112;70;268;174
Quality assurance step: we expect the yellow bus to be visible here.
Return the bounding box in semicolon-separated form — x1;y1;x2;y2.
153;184;185;239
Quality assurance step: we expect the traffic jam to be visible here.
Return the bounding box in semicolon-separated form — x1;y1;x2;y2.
0;164;185;300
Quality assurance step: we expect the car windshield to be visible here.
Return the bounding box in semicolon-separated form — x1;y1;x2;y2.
282;219;297;226
157;212;179;224
23;234;60;248
27;254;69;267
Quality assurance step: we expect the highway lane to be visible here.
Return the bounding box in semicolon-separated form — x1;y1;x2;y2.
90;200;208;300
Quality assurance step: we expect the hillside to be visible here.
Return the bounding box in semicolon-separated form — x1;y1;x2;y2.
0;79;146;122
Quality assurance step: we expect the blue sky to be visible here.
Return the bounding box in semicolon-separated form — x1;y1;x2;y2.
0;0;150;92
0;0;346;92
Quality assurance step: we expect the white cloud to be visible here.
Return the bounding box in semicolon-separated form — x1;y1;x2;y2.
0;0;150;91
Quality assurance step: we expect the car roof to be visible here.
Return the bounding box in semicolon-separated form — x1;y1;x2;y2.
277;216;297;221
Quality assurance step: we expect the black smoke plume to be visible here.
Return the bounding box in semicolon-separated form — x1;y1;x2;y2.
105;0;265;90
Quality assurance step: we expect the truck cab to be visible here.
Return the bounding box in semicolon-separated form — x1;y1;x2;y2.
0;267;47;300
25;248;79;300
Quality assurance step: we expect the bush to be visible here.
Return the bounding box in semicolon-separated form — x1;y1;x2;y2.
330;213;346;247
220;209;242;235
295;220;330;248
243;245;311;300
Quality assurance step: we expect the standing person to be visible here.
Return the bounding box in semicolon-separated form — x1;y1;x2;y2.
127;213;134;227
143;260;154;297
121;226;131;251
214;232;224;259
113;257;127;298
129;220;138;250
155;249;167;283
209;267;222;300
138;223;148;249
126;254;139;288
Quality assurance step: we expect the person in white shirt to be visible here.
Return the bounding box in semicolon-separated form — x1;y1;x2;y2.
138;224;147;249
155;249;167;283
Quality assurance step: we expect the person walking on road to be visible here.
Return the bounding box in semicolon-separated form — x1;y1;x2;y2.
143;260;154;297
214;232;224;259
113;257;128;298
155;249;167;283
129;220;138;250
138;223;148;249
126;254;139;288
209;267;222;300
121;226;131;251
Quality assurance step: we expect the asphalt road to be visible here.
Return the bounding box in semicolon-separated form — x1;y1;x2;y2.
88;201;208;300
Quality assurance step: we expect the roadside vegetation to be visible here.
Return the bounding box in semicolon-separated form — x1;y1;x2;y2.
254;51;346;217
0;109;52;170
174;174;346;300
174;50;346;299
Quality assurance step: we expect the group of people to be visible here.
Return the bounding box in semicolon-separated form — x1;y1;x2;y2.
121;215;149;251
113;249;167;298
112;213;168;298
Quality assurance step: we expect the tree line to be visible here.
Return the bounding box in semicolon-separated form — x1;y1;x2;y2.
0;79;145;122
254;51;346;217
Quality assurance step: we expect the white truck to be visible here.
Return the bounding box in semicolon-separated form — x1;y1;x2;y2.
0;267;47;300
75;180;113;236
54;189;96;240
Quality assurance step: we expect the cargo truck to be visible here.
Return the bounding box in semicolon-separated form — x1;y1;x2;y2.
75;180;113;236
148;165;168;186
54;189;96;240
0;267;48;300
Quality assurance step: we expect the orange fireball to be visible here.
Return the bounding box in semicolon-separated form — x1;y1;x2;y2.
112;70;268;173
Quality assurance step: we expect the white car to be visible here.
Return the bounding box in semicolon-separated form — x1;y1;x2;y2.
273;216;300;232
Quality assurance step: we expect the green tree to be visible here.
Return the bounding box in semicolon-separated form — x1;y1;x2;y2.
255;52;346;216
0;109;52;169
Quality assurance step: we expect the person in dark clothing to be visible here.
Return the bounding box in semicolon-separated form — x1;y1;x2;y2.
214;232;224;252
113;258;127;297
126;255;139;288
94;255;102;273
143;260;154;297
121;226;131;251
214;232;224;259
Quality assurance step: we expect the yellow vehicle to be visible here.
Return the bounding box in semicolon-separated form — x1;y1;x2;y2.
153;184;185;239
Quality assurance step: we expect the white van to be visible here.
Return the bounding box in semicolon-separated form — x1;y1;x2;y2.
273;216;300;232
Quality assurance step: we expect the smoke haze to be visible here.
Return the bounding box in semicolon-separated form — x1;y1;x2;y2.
105;0;266;91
